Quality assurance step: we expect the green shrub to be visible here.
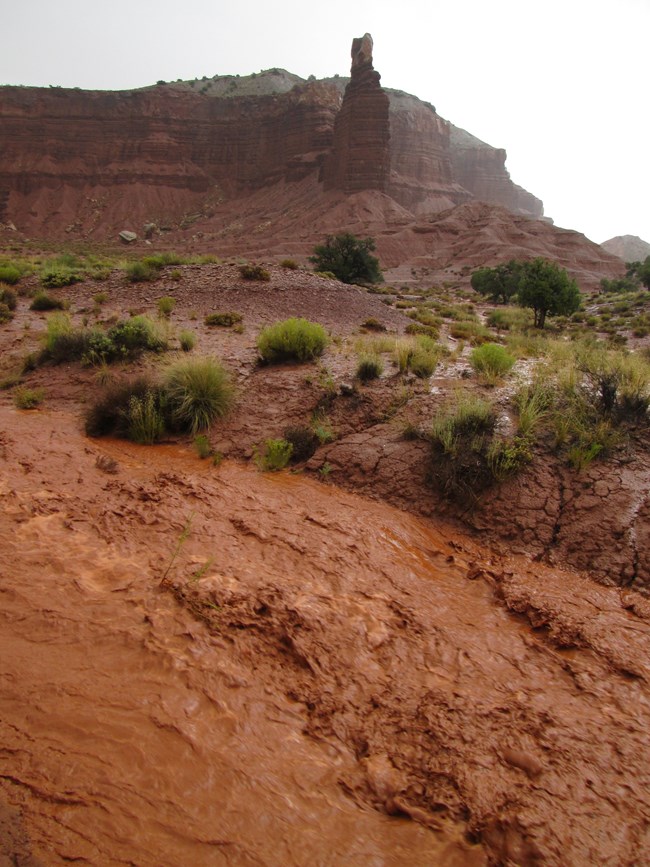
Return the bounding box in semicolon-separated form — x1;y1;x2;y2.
164;357;234;434
108;315;167;356
470;343;516;381
13;387;44;409
257;438;293;471
449;320;492;345
356;354;383;382
283;425;319;462
93;292;109;305
30;291;66;311
239;263;270;281
309;233;382;285
0;265;21;285
393;336;440;378
157;296;176;318
280;259;298;270
179;330;196;352
40;267;80;288
204;311;243;327
257;318;328;363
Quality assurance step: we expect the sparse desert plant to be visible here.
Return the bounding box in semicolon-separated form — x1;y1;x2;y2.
30;291;66;311
164;356;234;434
125;260;157;283
204;311;243;327
239;263;270;281
394;336;440;378
256;438;293;471
107;315;167;356
0;302;13;323
157;296;176;318
514;382;551;437
449;320;492;345
179;330;197;352
13;387;44;409
193;434;212;459
470;342;516;382
93;292;109;305
40;267;81;288
170;269;182;282
280;258;298;270
356;354;383;382
257;318;328;363
361;317;386;331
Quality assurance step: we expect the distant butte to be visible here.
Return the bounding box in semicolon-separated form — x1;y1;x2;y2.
0;34;622;286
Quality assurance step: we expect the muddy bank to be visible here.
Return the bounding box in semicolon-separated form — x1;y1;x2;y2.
2;407;650;865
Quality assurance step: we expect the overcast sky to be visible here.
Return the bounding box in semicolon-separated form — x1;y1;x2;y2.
2;0;648;245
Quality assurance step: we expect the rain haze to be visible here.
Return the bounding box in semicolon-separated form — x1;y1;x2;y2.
2;0;648;247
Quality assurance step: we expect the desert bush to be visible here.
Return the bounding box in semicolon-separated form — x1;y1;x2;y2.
13;387;44;409
0;265;21;285
470;342;516;381
164;356;234;434
257;438;293;471
356;354;383;382
257;318;328;363
309;233;382;285
204;311;243;327
40;265;81;288
449;320;492;345
93;292;109;305
486;307;533;331
179;330;196;352
314;270;337;280
40;313;165;365
361;317;386;331
0;303;13;323
0;286;17;310
125;261;157;283
85;376;165;439
239;263;270;281
280;259;298;270
30;291;66;311
157;296;176;318
283;425;319;462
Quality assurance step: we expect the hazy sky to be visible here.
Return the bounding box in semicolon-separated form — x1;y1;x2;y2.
2;0;648;245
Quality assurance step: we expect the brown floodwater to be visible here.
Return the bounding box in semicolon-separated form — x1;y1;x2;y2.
1;409;650;866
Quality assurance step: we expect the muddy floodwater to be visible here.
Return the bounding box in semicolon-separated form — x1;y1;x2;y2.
1;408;650;866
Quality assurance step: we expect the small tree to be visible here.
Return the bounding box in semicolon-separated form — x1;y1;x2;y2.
516;258;581;328
635;256;650;290
470;260;522;304
309;233;382;285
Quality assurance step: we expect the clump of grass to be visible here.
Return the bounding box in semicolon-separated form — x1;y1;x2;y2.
40;313;166;365
257;318;328;363
486;307;533;331
0;286;17;322
256;438;293;471
127;391;165;444
394;336;441;378
179;330;196;352
30;291;66;311
449;320;492;345
470;342;516;382
125;260;157;283
93;292;109;305
283;425;319;462
356;354;383;382
239;263;270;281
157;296;176;318
13;387;44;409
280;259;298;270
164;356;234;434
204;311;243;327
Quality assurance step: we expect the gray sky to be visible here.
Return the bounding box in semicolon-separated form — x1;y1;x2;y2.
2;0;648;246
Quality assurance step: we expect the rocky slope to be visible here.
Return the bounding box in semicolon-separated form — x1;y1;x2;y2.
601;234;650;262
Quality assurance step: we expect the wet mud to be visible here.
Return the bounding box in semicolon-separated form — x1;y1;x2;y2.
2;408;650;865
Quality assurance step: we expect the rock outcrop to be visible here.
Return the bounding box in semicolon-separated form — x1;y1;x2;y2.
322;34;390;194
